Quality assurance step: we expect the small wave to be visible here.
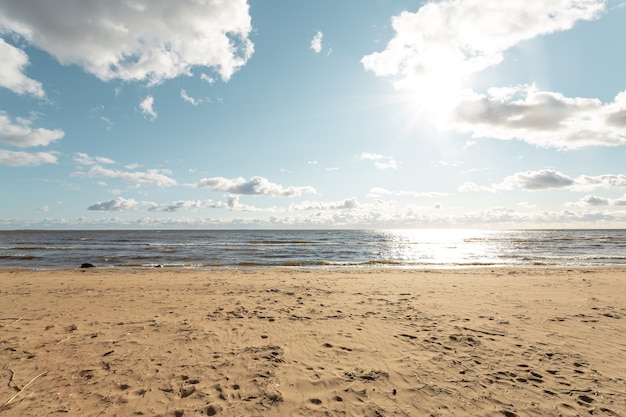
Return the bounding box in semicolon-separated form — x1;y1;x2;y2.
249;240;313;245
361;259;404;266
0;255;40;260
10;246;49;251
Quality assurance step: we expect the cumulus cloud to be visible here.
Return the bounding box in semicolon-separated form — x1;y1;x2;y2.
96;196;261;213
0;149;58;166
360;0;619;149
360;152;398;170
368;187;448;198
455;85;626;149
0;38;45;97
140;96;157;120
569;194;626;207
8;196;626;228
87;197;142;211
226;195;259;211
74;165;177;187
577;195;611;206
362;0;603;91
149;199;227;212
0;0;254;84
461;169;626;192
0;111;64;147
290;198;359;211
310;31;323;53
501;169;575;190
195;176;316;197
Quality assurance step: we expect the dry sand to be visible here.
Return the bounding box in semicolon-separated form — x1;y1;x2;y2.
0;267;625;417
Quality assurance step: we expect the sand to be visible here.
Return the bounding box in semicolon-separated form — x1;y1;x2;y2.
0;267;625;417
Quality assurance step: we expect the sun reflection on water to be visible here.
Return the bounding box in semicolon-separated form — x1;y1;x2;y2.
376;229;500;267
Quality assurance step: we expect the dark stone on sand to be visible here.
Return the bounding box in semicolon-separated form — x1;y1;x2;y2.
81;263;96;268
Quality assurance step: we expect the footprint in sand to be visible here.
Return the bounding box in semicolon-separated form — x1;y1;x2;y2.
205;404;221;416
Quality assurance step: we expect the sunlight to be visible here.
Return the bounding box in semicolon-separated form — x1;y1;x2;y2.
379;229;496;266
393;62;467;132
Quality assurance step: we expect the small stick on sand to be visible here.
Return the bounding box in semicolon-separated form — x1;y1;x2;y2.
461;326;506;337
7;368;21;391
57;336;71;344
3;371;48;406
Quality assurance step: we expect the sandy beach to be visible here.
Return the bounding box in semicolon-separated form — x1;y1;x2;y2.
0;267;624;416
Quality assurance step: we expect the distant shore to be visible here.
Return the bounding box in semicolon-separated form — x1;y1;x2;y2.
1;267;625;416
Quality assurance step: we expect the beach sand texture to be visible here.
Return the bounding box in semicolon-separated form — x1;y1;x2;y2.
1;268;625;416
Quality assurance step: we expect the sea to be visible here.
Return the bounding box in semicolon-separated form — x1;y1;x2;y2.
1;229;626;270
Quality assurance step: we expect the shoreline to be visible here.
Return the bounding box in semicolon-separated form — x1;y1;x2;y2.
4;262;626;272
1;267;625;416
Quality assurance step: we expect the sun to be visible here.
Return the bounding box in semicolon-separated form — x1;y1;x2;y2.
397;61;468;128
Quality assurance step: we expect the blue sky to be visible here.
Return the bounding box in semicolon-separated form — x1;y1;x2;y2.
2;0;626;229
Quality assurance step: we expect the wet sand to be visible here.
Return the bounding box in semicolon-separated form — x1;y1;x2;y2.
1;267;625;416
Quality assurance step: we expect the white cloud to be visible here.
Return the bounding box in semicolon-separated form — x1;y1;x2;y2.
576;195;611;206
569;194;626;207
458;182;493;193
0;111;64;147
454;85;626;149
432;160;463;168
74;165;176;187
290;198;359;211
200;73;215;84
180;89;201;106
74;152;115;166
0;0;254;84
500;169;576;190
139;96;157;120
0;149;58;166
125;163;141;170
359;152;398;170
89;196;260;213
310;31;323;53
38;205;49;212
7;196;626;229
195;176;316;197
149;199;227;212
461;169;626;192
362;0;604;92
226;195;259;211
100;116;113;130
361;1;618;149
367;187;448;198
87;197;143;211
0;38;45;97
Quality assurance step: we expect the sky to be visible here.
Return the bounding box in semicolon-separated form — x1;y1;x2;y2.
2;0;626;230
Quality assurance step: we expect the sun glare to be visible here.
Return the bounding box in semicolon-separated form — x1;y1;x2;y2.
389;80;464;137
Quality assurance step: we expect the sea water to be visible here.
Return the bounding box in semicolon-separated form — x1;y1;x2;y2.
1;229;626;269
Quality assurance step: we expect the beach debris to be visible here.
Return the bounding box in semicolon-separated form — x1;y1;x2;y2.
2;370;48;407
179;385;195;398
344;368;389;382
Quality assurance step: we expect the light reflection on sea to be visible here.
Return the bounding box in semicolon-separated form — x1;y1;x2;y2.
1;229;626;269
377;229;496;266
